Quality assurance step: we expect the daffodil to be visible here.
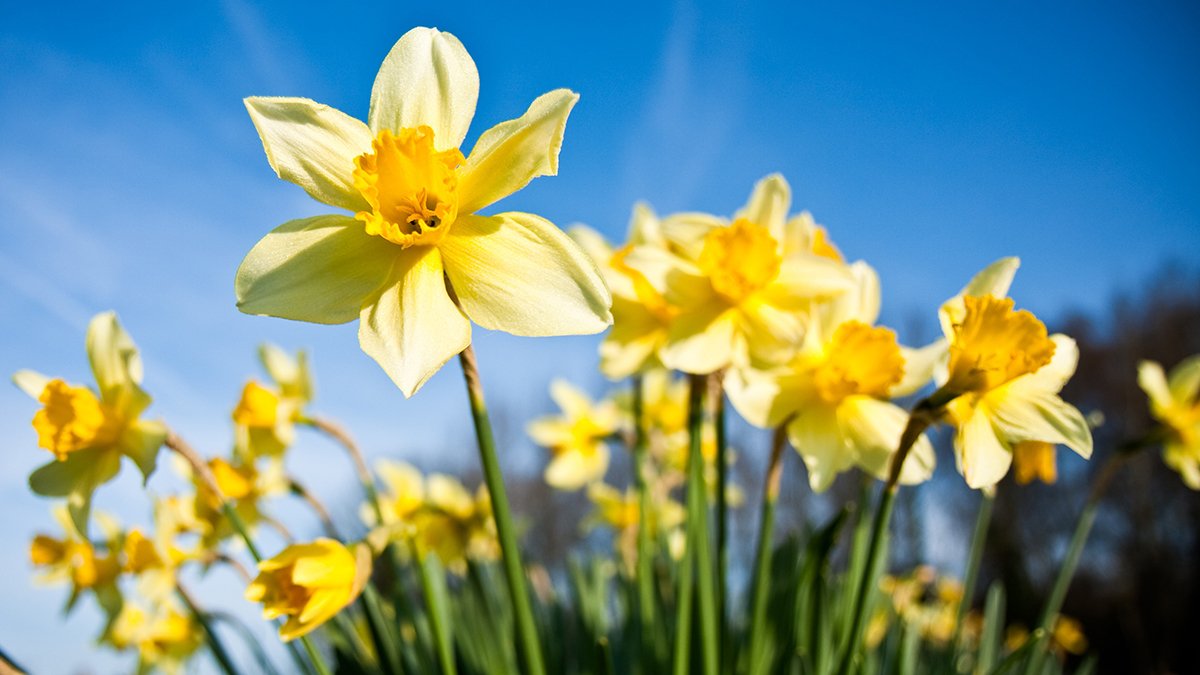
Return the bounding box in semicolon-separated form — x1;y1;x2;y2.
30;506;123;617
528;380;620;490
186;456;285;550
237;27;611;396
876;566;963;646
105;601;202;674
571;203;678;379
931;259;1093;488
245;538;373;641
587;482;684;572
624;174;852;374
232;344;312;458
1137;354;1200;488
1012;440;1058;484
14;312;168;533
725;262;936;491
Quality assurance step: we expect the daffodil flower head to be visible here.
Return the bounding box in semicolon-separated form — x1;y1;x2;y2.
1137;354;1200;489
14;312;168;534
527;380;620;491
245;538;373;641
238;27;611;397
1012;440;1058;485
30;506;124;618
106;600;202;674
944;295;1056;397
587;482;685;573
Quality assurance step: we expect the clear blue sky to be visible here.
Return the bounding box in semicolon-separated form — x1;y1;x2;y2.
1;1;1197;671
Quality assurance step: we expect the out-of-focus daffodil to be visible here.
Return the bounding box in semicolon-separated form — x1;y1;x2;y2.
30;506;123;617
237;27;611;397
105;601;202;674
726;263;935;491
232;344;314;458
623;174;852;374
245;538;373;641
186;456;285;550
874;566;963;646
14;313;168;533
927;259;1092;489
528;380;620;490
1137;355;1200;489
1013;440;1058;484
1004;615;1087;658
571;204;678;379
587;482;684;573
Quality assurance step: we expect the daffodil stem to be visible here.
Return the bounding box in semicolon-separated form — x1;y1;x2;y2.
458;345;546;675
671;510;695;675
747;424;788;675
631;375;659;673
836;405;933;675
361;584;406;675
177;583;239;675
304;416;388;529
1024;451;1127;674
289;478;341;539
685;373;719;675
951;490;995;665
163;432;332;675
709;371;729;663
415;551;456;675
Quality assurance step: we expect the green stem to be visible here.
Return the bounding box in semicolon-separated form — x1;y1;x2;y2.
671;512;696;675
746;424;788;675
632;375;659;673
458;346;545;675
361;584;405;675
711;373;729;666
177;584;239;675
417;551;457;675
684;374;718;675
303;416;388;530
952;490;995;668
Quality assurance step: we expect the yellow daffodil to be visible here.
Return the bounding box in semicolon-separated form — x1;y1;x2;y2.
30;506;123;618
876;566;963;646
237;27;611;396
1013;440;1058;484
924;259;1093;488
623;174;852;374
1004;615;1087;658
571;203;678;379
726;263;935;491
186;456;285;550
1137;355;1200;489
245;538;373;641
14;312;168;533
232;344;314;458
587;482;684;572
528;380;620;490
106;601;202;674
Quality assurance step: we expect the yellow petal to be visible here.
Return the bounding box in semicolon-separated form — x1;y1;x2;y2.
244;97;373;212
598;298;664;379
1137;360;1172;411
368;27;479;149
764;254;854;308
739;301;805;367
955;407;1012;489
893;339;947;398
544;445;610;491
939;257;1021;336
440;213;612;336
840;397;934;485
989;387;1093;459
86;312;150;416
1167;354;1200;403
358;247;471;397
13;369;52;399
458;89;579;213
734;173;791;241
724;366;803;429
548;379;593;419
236;215;397;325
660;305;738;375
788;406;853;493
815;261;881;335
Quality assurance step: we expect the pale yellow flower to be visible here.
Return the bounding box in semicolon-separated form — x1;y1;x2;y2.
106;601;202;674
232;344;313;458
14;312;168;533
876;566;963;646
528;380;620;490
587;482;684;572
185;456;285;550
726;262;935;491
237;27;611;396
30;506;123;618
1137;355;1200;488
245;538;373;641
624;174;852;374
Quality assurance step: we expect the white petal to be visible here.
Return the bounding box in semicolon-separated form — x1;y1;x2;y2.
1137;360;1173;411
989;387;1093;459
368;27;479;149
13;369;52;399
440;213;612;337
893;339;948;398
236;215;397;325
358;248;471;397
458;89;578;213
244;97;372;212
1022;334;1079;393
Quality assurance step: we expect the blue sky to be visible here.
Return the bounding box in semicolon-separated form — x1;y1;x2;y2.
1;1;1197;671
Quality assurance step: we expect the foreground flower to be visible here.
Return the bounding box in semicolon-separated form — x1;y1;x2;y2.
726;262;935;491
245;538;373;641
933;260;1092;488
14;312;168;532
624;174;852;374
1137;354;1200;488
528;380;620;490
237;27;611;396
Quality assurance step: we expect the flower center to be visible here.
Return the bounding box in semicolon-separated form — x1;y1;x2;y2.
698;218;782;303
33;380;122;459
812;321;905;404
946;295;1055;395
232;381;279;428
353;126;464;248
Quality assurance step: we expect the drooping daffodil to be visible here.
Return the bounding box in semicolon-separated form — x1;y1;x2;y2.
30;505;123;618
245;538;373;641
725;262;936;491
1137;354;1200;489
623;174;852;374
527;380;621;490
237;27;611;396
232;344;313;459
14;312;168;533
104;600;202;675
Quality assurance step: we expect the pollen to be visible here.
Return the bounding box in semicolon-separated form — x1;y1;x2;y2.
353;126;464;248
698;218;782;303
946;295;1056;395
32;379;121;459
812;321;905;404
